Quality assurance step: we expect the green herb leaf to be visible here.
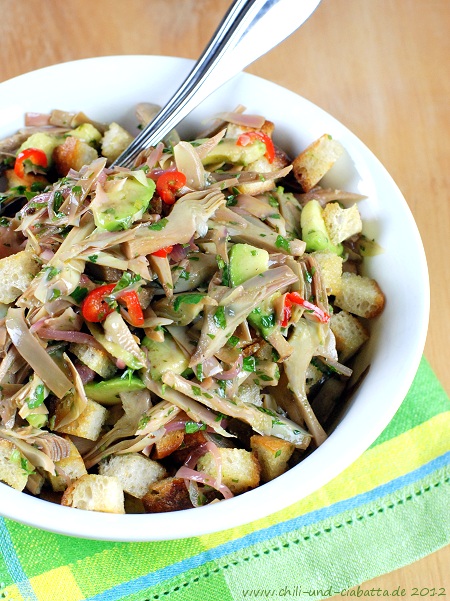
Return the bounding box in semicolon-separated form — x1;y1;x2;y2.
275;235;290;252
148;218;168;231
227;335;240;347
113;272;141;293
185;421;207;434
196;364;204;382
213;306;227;329
243;356;256;372
70;286;89;304
173;293;205;311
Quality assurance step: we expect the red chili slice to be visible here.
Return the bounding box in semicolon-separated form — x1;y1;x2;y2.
151;245;174;258
81;284;116;323
236;131;275;163
14;148;48;179
280;291;330;327
120;291;144;327
156;171;187;205
81;283;144;326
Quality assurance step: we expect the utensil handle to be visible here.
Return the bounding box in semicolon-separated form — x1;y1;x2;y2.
113;0;320;168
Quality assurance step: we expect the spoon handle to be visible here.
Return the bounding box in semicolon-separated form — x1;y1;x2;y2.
113;0;320;168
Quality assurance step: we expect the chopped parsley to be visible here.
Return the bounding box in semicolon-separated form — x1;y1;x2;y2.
148;218;168;231
275;235;290;252
52;190;65;215
113;272;141;292
42;265;60;281
213;306;227;329
196;364;204;382
227;335;240;347
268;195;279;208
184;421;207;434
70;286;88;304
88;254;98;263
243;356;256;372
173;293;205;311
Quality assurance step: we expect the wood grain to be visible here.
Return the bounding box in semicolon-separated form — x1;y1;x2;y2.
1;0;449;591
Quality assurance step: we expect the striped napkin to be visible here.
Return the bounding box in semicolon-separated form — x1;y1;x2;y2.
1;357;449;601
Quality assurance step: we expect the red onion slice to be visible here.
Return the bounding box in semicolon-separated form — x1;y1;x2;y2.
37;328;102;347
176;466;233;500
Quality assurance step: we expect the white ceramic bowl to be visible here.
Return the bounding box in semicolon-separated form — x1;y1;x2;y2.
0;56;429;541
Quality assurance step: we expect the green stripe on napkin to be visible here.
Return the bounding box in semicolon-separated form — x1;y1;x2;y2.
0;357;449;601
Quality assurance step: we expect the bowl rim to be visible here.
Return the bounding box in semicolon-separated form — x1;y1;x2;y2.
0;55;430;541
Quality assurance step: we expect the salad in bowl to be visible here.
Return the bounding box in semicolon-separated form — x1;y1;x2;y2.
0;56;428;541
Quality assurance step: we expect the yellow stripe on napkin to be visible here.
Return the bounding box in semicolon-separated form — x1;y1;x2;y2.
29;565;84;601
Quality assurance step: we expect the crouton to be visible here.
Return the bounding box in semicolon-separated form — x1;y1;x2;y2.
99;453;166;498
101;122;134;162
153;429;185;460
250;435;295;482
334;272;385;319
330;310;370;362
323;202;362;245
141;477;193;513
292;134;344;192
196;448;260;494
69;343;117;379
53;136;98;176
312;250;343;296
170;430;207;464
54;398;108;441
0;440;29;491
0;250;40;304
61;474;125;513
48;436;88;492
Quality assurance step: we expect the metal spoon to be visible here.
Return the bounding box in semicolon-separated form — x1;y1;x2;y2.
113;0;321;169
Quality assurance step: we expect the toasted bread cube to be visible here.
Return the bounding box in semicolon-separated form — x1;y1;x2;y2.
53;136;98;176
48;436;88;492
312;250;343;296
0;250;40;304
61;474;124;513
153;429;184;460
142;477;193;513
170;431;207;464
101;122;134;162
293;134;344;192
250;435;295;482
197;448;260;494
99;453;166;499
69;343;117;379
55;398;108;441
334;272;385;319
0;440;28;491
330;310;370;362
323;202;362;245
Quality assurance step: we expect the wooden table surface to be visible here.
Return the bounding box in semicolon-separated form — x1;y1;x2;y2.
1;0;449;594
